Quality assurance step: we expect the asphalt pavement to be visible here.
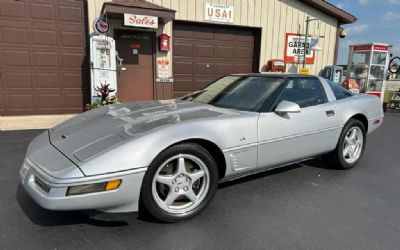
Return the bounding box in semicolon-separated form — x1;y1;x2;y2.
1;113;400;250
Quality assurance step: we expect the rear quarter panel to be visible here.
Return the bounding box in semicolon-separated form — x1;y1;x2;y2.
334;94;384;134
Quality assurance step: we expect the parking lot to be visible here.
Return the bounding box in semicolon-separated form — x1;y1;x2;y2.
1;113;400;250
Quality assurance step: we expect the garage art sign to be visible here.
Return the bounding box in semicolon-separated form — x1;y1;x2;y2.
204;3;234;23
284;33;315;64
124;14;158;29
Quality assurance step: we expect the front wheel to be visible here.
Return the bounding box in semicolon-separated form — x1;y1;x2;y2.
140;143;218;222
324;119;366;169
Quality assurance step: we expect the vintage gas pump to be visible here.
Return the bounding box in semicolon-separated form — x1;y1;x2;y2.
90;35;117;103
319;65;344;83
346;43;390;101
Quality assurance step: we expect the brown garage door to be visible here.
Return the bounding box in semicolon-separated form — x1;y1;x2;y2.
173;21;259;98
0;0;88;115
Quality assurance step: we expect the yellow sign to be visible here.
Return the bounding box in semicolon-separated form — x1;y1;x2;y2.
299;68;310;75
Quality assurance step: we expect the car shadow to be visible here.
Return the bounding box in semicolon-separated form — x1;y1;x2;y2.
16;158;331;226
218;157;331;189
16;184;131;227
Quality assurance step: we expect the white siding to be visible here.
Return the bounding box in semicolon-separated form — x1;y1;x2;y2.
89;0;338;75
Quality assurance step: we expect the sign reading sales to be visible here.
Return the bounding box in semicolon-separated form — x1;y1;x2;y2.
284;33;315;64
124;14;158;29
204;3;234;23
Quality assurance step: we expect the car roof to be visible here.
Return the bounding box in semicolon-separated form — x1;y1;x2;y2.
230;73;319;78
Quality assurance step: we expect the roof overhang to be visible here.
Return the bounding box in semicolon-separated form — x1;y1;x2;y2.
102;0;176;24
300;0;357;24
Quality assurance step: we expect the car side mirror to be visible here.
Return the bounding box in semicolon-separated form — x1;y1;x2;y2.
275;100;301;114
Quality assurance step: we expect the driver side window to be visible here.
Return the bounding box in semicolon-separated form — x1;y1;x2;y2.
275;78;328;108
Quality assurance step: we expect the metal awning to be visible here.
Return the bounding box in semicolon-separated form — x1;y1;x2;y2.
102;0;176;24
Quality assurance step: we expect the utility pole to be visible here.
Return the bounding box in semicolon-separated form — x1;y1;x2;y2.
303;16;317;68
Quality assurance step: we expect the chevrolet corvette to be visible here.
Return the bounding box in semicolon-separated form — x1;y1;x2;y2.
20;74;383;222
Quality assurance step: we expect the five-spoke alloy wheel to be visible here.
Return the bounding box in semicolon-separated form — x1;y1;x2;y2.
342;127;364;164
141;143;218;222
324;119;366;169
152;154;210;214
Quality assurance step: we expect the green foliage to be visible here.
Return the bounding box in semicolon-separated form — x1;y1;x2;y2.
85;82;120;111
85;96;120;111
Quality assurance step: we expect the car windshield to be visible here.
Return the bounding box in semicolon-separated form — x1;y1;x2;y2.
182;76;285;111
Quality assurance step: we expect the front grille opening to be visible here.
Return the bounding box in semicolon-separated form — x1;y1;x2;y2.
34;176;51;193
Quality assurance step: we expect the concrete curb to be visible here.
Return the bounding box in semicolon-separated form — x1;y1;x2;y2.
0;114;77;131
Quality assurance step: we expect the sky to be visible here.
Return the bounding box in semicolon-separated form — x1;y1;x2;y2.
328;0;400;65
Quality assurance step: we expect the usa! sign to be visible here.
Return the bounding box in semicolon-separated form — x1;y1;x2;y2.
204;3;234;23
124;14;158;29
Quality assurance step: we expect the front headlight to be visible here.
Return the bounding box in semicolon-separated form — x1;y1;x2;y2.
67;179;121;196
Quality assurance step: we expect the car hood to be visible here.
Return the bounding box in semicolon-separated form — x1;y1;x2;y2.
49;100;237;164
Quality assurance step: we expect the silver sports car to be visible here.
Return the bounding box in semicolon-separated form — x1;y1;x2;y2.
20;74;383;222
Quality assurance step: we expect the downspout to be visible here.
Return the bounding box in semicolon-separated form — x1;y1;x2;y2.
333;22;340;65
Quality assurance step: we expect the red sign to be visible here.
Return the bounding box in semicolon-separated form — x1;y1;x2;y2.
353;45;372;51
93;18;110;34
284;33;315;64
373;45;389;51
353;44;389;52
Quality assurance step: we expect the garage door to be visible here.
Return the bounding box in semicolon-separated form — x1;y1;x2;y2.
0;0;88;115
173;22;259;98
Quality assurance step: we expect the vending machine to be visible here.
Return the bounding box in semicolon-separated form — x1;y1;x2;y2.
90;35;117;103
346;43;390;101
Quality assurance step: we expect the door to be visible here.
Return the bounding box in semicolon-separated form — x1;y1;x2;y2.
114;30;154;101
0;0;88;115
173;21;259;98
257;77;340;169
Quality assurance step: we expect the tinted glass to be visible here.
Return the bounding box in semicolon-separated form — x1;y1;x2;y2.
327;80;353;100
275;78;327;108
183;76;285;111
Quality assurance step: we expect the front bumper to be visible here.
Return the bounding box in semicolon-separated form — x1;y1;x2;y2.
20;159;147;213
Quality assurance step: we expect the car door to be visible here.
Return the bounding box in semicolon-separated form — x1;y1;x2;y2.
257;77;340;169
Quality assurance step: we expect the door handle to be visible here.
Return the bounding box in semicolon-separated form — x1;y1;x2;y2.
325;110;335;117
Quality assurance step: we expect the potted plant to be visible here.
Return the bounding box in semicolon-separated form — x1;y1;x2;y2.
84;82;119;111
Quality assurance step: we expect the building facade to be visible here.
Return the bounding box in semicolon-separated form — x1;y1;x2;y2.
0;0;355;115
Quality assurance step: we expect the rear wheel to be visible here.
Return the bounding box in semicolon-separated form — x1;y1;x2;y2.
324;119;366;169
140;143;218;222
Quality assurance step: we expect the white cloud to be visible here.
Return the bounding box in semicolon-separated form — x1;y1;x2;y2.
336;3;345;9
347;24;369;34
339;39;365;49
383;12;400;21
358;0;369;5
358;0;399;5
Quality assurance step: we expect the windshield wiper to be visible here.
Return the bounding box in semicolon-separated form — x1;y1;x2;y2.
180;89;207;101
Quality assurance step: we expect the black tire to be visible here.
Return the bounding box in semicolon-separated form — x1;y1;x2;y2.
323;119;366;170
140;143;218;222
